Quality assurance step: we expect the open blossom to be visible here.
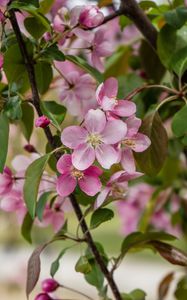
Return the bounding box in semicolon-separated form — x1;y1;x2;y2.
96;77;136;118
35;115;50;128
79;5;104;28
53;6;82;34
61;109;127;170
95;170;142;208
56;154;102;197
0;167;13;195
120;116;151;173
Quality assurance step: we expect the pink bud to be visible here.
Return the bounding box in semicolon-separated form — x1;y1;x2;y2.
42;278;59;293
24;144;37;153
79;5;104;28
35;293;53;300
35;116;50;128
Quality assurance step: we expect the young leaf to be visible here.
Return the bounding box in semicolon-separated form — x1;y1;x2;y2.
50;247;69;277
158;272;174;300
75;256;92;274
172;104;187;137
134;112;168;176
41;101;66;128
0;112;9;173
20;102;34;142
66;55;103;83
84;261;104;291
21;212;34;243
90;208;114;229
23;154;50;219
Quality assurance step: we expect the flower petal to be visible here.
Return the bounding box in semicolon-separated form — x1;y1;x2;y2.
103;77;118;98
79;174;102;196
121;148;136;173
113;100;136;117
101;120;127;144
126;133;151;152
61;126;87;149
72;144;95;170
84;165;103;177
96;144;118;169
56;174;76;197
56;154;72;174
95;187;110;209
84;109;106;133
126;116;141;136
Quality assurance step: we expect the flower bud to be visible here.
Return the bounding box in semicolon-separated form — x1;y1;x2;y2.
35;116;50;128
35;293;53;300
42;278;59;293
79;5;104;28
24;144;37;153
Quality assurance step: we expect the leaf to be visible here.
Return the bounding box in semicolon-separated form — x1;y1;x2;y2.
21;212;34;243
175;277;187;300
41;100;66;128
104;46;131;78
50;247;69;277
4;95;22;120
134;112;168;176
35;62;53;94
20;102;34;142
129;289;146;300
84;261;104;291
158;272;174;300
36;191;53;221
121;232;176;258
41;44;65;62
157;24;187;69
26;242;49;297
172;104;187;137
75;256;92;274
0;112;9;173
38;0;55;14
90;208;114;229
10;0;39;8
24;17;46;39
164;7;187;30
98;0;113;7
170;46;187;77
151;241;187;266
66;55;103;83
23;154;51;218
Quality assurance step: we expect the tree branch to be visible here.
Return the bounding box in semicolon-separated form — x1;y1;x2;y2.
8;9;122;300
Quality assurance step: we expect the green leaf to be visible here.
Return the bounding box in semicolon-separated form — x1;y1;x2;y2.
134;112;168;176
170;46;187;77
50;247;69;277
0;112;9;173
9;0;39;8
90;208;114;229
75;256;92;274
4;96;22;120
121;231;176;258
172;104;187;137
84;261;104;291
122;289;146;300
175;277;187;300
36;191;53;221
104;46;131;78
35;62;53;94
24;17;46;39
23;154;51;218
157;24;187;69
21;212;34;243
164;7;187;30
38;0;55;14
66;55;103;83
20;102;34;142
139;1;157;10
41;100;66;129
41;44;65;62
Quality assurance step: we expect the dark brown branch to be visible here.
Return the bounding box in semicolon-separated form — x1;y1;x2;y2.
8;9;122;300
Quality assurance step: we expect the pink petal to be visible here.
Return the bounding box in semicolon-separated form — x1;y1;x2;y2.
51;211;65;233
101;120;127;144
73;27;94;41
126;116;141;136
84;109;106;133
61;126;87;149
72;144;95;170
113;100;136;117
84;165;103;177
79;174;102;196
121;148;136;173
95;144;118;169
95;187;110;209
91;52;104;72
56;174;76;197
126;133;151;152
56;154;72;174
103;77;118;98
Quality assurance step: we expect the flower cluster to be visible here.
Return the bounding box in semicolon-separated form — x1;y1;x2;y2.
57;77;151;204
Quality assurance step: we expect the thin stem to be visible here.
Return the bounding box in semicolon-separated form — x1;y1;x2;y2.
156;95;178;111
9;9;122;300
60;284;94;300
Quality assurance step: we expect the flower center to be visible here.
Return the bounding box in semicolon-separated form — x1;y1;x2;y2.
112;183;128;199
87;133;102;148
123;139;136;149
71;168;84;180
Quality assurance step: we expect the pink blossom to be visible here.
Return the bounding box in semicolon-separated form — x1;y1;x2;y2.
59;70;97;118
42;278;59;293
53;6;82;34
61;109;127;170
35;116;50;128
0;167;13;195
120;116;151;173
96;77;136;118
56;154;102;197
95;170;142;208
79;5;104;28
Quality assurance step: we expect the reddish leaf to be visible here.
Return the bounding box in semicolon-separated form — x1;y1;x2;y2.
158;272;175;300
